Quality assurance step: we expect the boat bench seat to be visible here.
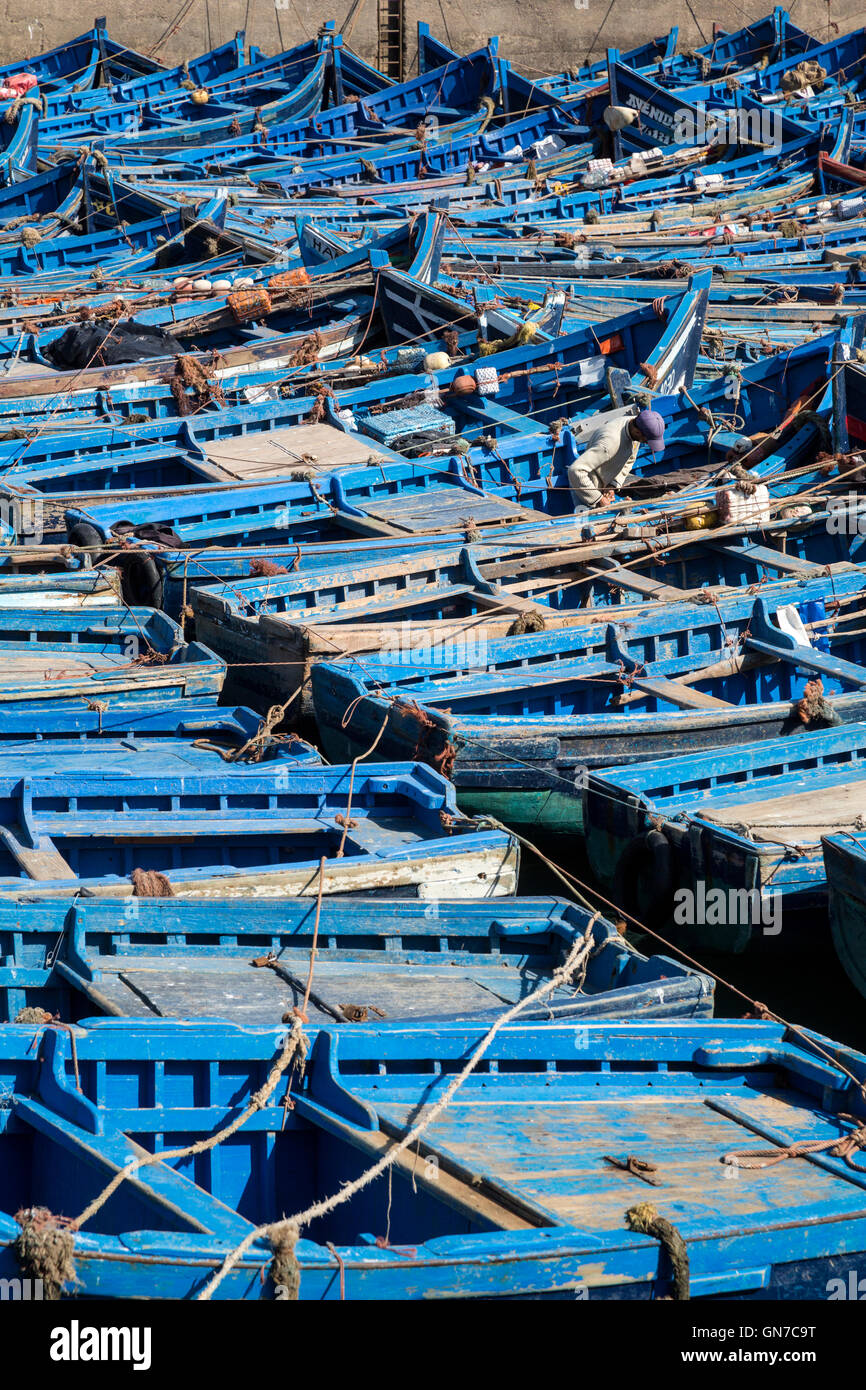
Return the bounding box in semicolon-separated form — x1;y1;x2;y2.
625;675;734;709
708;541;830;575
745;636;866;686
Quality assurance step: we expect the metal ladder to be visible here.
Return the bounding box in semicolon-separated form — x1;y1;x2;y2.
376;0;405;81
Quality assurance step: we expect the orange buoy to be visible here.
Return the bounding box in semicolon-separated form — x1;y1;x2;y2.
450;373;477;395
227;288;273;323
268;268;312;289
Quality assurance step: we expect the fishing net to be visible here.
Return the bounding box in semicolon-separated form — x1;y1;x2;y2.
46;320;185;369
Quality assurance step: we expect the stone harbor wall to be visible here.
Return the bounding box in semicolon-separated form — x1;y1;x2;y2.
5;1;862;77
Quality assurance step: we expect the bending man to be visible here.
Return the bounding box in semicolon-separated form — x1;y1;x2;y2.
568;408;666;508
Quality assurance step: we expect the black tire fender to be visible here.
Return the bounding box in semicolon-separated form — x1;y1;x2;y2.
67;521;104;556
121;552;164;610
617;827;674;928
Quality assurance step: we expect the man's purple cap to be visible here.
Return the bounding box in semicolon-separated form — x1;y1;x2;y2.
634;408;665;453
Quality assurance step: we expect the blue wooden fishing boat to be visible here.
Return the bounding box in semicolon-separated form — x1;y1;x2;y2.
656;8;819;84
0;567;123;608
55;315;832;573
310;569;866;793
0;213;443;402
0;161;85;241
536;9;816;97
240;97;590;194
823;833;866;1001
0;604;225;714
0;95;38;186
0;697;313;746
0;9;864;1308
0;894;712;1024
0;25;110;96
92;42;499;171
583;720;866;940
38;39;332;150
0;286;705;507
677;25;866;106
42;29;359;125
42;33;247;115
0;198;227;281
0;722;319;775
0;172;238;282
122;482;853;618
0;21;165;102
190;503;862;706
0;760;517;901
0;1018;864;1297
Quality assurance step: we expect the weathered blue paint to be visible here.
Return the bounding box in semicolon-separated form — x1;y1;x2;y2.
584;722;866;944
823;833;866;1002
0;759;518;901
0;1019;863;1298
0;895;713;1024
0;604;225;712
311;578;866;829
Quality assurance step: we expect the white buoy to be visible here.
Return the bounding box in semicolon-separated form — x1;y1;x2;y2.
603;105;637;132
424;350;451;371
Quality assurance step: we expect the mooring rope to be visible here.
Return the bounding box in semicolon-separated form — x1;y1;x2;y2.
625;1202;690;1300
722;1120;866;1172
70;1017;310;1234
197;916;600;1300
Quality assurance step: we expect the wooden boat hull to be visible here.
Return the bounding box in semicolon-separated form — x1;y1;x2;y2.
824;833;866;1000
0;1019;864;1298
310;572;866;829
584;723;866;945
0;760;518;901
0;895;713;1024
0;605;225;712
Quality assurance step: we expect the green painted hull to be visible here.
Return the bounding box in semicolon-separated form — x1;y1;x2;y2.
455;787;583;833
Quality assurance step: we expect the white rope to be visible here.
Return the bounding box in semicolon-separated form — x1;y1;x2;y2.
198;914;601;1299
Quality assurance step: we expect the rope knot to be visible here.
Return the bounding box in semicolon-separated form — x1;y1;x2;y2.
269;1220;300;1300
14;1207;76;1300
625;1202;690;1299
14;1006;53;1024
625;1201;659;1234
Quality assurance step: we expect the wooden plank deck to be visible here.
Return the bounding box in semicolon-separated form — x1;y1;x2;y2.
197;424;377;481
701;779;866;842
79;953;548;1024
361;485;543;533
373;1092;866;1231
2;651;128;682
